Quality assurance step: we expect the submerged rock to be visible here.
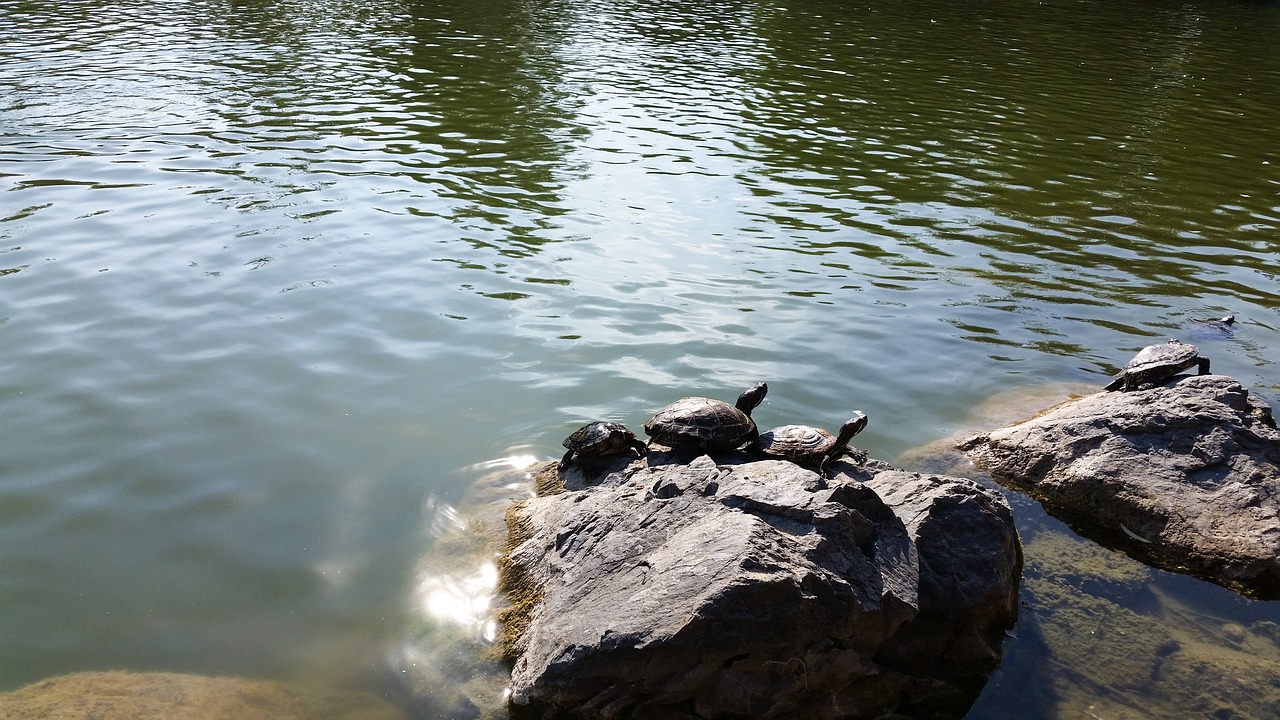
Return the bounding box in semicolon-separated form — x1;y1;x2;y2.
1003;531;1280;720
960;374;1280;599
0;671;406;720
500;452;1020;720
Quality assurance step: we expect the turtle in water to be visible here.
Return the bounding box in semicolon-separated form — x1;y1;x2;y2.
643;382;768;453
756;412;869;479
1104;338;1210;392
559;421;647;473
1185;313;1236;340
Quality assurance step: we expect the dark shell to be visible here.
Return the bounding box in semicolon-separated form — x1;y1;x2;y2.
1105;339;1208;391
560;421;645;472
643;383;767;450
1184;314;1235;340
563;421;642;456
644;397;755;448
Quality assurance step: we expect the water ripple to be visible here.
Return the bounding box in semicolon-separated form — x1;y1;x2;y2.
3;0;1280;707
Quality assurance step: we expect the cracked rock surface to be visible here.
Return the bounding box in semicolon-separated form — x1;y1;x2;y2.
501;452;1020;720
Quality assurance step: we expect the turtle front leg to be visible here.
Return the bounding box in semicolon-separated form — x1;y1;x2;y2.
1196;357;1211;375
818;453;834;481
558;448;576;473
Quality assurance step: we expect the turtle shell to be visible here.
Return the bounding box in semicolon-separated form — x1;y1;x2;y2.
644;397;755;449
1105;339;1206;391
560;421;645;472
757;413;868;469
644;383;767;450
1124;339;1200;373
562;421;642;457
756;424;837;463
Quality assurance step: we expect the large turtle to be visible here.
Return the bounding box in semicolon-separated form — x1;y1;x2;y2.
643;382;768;452
559;421;646;473
756;412;869;479
1104;338;1210;392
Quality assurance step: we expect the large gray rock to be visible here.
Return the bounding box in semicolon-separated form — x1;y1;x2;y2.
864;472;1022;718
500;452;1020;720
960;374;1280;599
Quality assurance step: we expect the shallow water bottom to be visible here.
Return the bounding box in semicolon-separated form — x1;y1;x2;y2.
916;385;1280;720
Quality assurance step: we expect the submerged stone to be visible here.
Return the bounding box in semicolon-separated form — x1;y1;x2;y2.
0;671;406;720
1006;531;1280;720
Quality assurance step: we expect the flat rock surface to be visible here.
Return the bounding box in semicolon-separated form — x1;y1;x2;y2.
502;453;1020;720
960;374;1280;598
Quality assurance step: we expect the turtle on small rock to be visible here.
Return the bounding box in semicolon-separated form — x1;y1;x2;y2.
559;421;646;475
644;382;768;454
1104;339;1210;392
756;412;869;479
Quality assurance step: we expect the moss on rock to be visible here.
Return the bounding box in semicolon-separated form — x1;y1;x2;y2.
496;499;542;663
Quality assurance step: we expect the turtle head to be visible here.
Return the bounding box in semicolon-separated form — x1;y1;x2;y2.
735;382;768;415
1221;314;1235;325
836;412;869;446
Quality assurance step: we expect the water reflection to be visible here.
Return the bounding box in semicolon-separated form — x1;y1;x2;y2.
396;456;536;719
3;0;1280;715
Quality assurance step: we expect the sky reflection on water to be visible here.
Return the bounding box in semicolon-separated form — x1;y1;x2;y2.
2;0;1279;715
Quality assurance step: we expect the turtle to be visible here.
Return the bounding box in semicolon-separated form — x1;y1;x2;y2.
1103;338;1210;392
1185;313;1236;339
559;421;647;473
1199;313;1235;327
756;411;869;479
643;382;768;452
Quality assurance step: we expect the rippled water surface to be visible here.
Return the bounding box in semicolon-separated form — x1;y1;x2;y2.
3;0;1279;714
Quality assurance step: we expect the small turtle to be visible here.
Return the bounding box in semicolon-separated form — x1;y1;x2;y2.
1185;313;1236;339
559;421;647;473
1104;338;1210;392
756;412;869;479
1199;313;1235;327
643;382;768;452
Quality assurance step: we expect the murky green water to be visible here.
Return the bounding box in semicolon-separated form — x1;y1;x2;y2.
3;0;1278;715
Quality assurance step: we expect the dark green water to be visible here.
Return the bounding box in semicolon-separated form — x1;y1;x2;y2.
2;0;1278;715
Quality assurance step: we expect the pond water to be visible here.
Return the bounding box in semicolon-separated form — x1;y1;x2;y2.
2;0;1278;715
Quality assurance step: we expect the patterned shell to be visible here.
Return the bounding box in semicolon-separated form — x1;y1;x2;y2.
756;425;836;461
643;396;754;448
1123;339;1200;375
563;421;638;455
